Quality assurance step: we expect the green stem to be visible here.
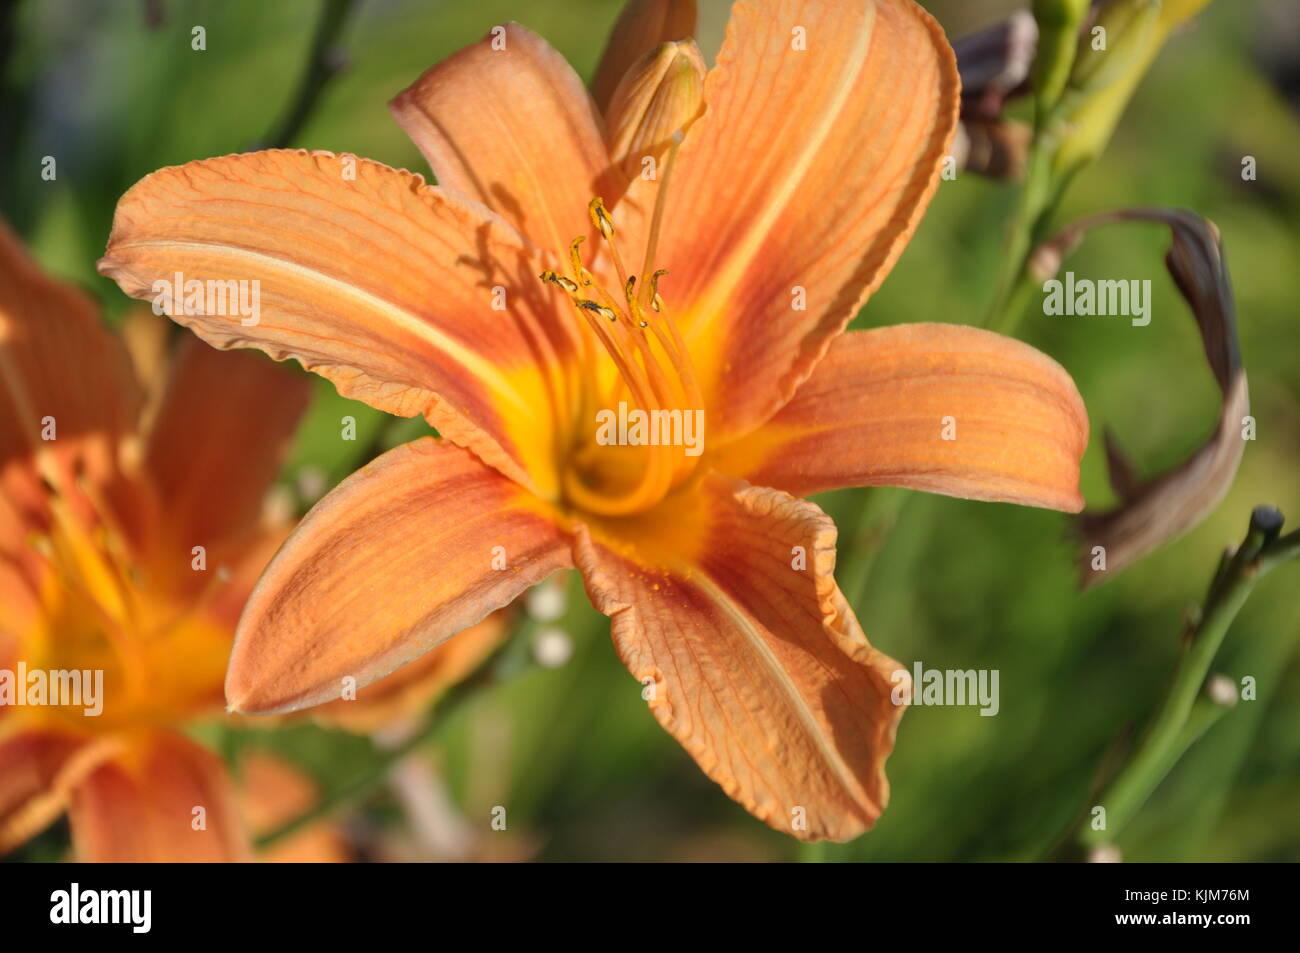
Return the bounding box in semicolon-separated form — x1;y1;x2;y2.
984;142;1053;330
837;488;912;605
259;0;357;149
798;840;831;863
982;101;1083;336
1073;507;1296;855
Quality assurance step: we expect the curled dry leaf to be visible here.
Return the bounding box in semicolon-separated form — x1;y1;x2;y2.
950;10;1037;180
1032;207;1248;586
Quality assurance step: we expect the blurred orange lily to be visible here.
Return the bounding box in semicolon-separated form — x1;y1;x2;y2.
0;221;503;860
0;219;312;859
98;0;1089;841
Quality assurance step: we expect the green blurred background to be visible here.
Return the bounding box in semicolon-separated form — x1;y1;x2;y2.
2;0;1297;861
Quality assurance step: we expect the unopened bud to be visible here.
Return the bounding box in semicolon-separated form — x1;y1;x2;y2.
1030;0;1090;116
591;0;698;111
1068;0;1161;95
1053;0;1211;176
606;40;705;177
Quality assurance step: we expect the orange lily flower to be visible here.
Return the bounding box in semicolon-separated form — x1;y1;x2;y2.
0;218;310;860
97;0;1088;842
0;220;505;859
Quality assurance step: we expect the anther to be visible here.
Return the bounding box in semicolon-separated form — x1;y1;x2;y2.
540;270;579;294
649;269;668;312
578;299;618;322
589;198;615;240
569;237;593;286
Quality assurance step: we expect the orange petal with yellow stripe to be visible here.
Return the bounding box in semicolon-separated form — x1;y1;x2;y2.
574;473;903;842
98;150;577;498
226;438;572;716
714;324;1089;511
628;0;960;442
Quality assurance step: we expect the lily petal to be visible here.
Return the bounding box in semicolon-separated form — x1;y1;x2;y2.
226;438;571;716
574;473;903;842
98;149;577;497
631;0;959;441
390;22;615;258
68;729;250;862
591;0;699;112
0;483;43;642
144;336;309;564
0;729;119;855
202;524;293;634
312;612;508;734
714;324;1089;511
0;219;140;513
239;750;350;863
0;220;150;643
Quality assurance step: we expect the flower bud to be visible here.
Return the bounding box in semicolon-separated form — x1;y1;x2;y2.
592;0;698;111
1052;0;1211;177
1068;0;1161;95
1030;0;1091;117
605;39;705;179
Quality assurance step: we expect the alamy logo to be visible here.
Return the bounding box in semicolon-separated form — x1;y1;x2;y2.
50;883;151;933
152;271;260;326
890;661;1000;716
594;401;705;457
0;663;102;716
1042;271;1151;326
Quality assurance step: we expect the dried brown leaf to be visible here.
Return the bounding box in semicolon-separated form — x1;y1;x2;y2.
1032;208;1248;586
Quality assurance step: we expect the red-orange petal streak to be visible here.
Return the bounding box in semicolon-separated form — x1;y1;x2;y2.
226;438;572;716
629;0;960;442
574;472;903;842
98;150;577;497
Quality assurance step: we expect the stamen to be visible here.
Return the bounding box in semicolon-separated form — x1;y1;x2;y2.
648;269;668;313
535;149;706;516
37;497;150;705
588;197;635;299
568;237;593;286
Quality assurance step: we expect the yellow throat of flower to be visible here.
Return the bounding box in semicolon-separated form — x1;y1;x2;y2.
22;471;228;732
541;140;704;518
